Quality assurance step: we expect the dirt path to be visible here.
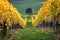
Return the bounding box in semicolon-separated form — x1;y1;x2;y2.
54;33;60;40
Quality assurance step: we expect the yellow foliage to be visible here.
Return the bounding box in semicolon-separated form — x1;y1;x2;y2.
32;0;60;27
0;0;27;28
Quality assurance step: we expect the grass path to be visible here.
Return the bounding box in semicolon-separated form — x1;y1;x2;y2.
9;28;55;40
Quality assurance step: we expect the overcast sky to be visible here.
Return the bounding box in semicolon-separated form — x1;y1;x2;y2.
8;0;46;15
8;0;46;2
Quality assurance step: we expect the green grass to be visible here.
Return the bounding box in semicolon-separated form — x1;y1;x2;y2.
1;27;55;40
12;28;55;40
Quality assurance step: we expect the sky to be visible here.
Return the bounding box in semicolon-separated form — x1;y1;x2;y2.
8;0;46;15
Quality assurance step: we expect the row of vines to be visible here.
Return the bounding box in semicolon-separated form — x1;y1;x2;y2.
32;0;60;27
0;0;27;30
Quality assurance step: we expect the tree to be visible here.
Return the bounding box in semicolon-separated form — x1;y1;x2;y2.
25;8;33;15
0;0;27;37
32;0;60;28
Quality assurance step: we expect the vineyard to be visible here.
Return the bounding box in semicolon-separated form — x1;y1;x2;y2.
0;0;60;40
